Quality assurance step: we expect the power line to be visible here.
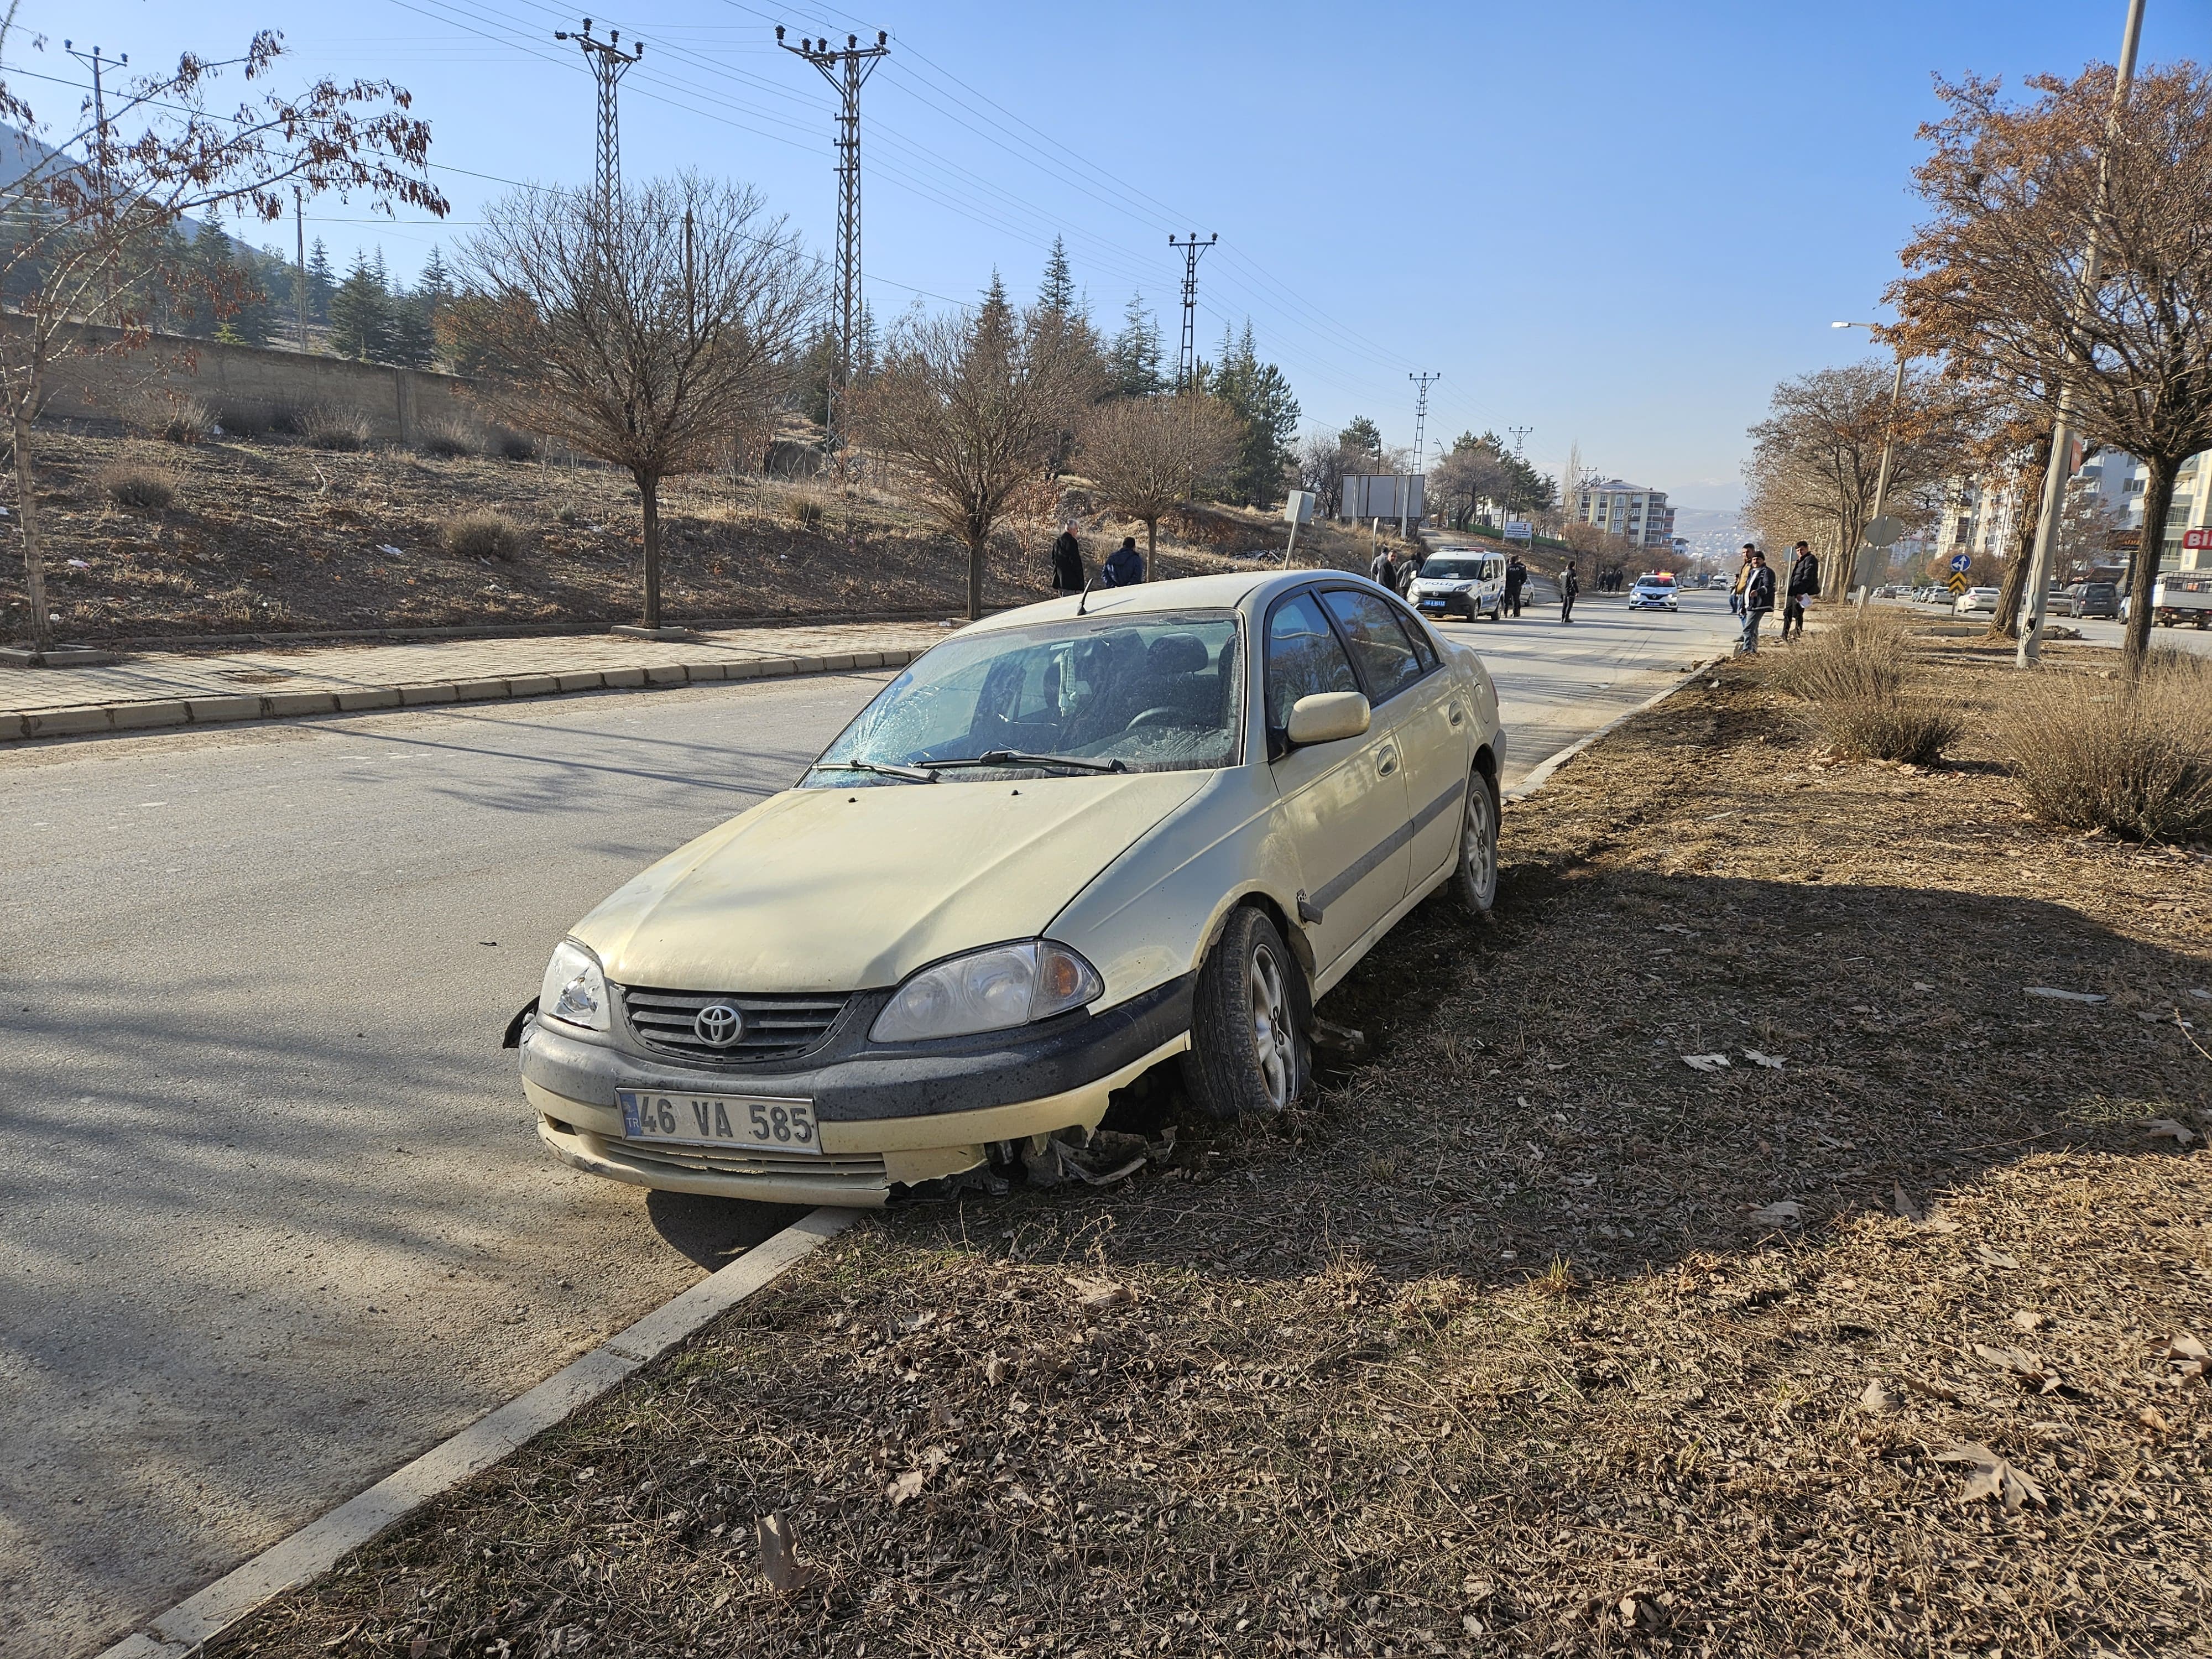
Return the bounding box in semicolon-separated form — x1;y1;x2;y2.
551;17;643;215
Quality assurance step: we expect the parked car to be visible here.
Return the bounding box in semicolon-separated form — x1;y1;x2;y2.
1953;586;2001;616
2129;572;2212;628
515;571;1508;1207
2044;587;2078;617
1408;550;1506;622
1627;573;1679;612
2068;582;2121;619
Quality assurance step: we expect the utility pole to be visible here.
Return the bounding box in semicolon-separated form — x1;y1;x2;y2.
780;27;889;460
293;187;309;351
1406;372;1439;540
555;18;644;221
1507;424;1532;458
64;40;126;314
2018;0;2146;666
1167;233;1217;394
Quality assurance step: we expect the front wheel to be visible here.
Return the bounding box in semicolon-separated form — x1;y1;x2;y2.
1182;907;1307;1120
1455;765;1500;917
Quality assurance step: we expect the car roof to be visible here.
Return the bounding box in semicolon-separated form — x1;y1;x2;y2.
959;568;1389;636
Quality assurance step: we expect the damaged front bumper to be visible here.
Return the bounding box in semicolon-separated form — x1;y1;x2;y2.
520;975;1194;1206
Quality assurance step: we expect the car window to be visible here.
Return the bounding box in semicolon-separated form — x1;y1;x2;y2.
812;612;1242;784
1264;591;1359;729
1421;560;1482;580
1321;588;1428;703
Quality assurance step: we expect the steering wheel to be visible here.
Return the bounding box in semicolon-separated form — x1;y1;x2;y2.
1125;706;1196;730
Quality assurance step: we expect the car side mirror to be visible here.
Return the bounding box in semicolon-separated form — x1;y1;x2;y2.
1285;691;1370;747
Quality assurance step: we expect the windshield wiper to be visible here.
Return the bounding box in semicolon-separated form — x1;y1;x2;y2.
932;749;1128;775
811;758;939;783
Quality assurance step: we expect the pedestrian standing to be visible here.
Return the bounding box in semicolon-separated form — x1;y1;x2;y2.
1730;544;1756;617
1782;540;1820;640
1102;535;1144;587
1504;554;1527;618
1371;545;1395;587
1050;521;1086;596
1395;547;1422;597
1737;550;1776;654
1559;561;1580;624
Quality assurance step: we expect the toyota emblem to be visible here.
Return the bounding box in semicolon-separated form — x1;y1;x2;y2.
692;1003;745;1047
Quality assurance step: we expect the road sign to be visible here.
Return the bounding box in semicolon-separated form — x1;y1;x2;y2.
1866;514;1903;547
1282;489;1315;526
2185;527;2211;550
1949;552;1973;574
1503;519;1533;542
1948;572;1969;595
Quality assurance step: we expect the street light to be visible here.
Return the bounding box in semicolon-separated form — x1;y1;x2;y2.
1835;321;1907;606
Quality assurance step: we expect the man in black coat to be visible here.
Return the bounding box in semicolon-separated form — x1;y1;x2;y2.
1738;550;1777;654
1559;561;1580;623
1050;522;1085;595
1504;554;1527;618
1782;541;1820;640
1103;536;1144;587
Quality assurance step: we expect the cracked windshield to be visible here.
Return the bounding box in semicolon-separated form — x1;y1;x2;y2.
810;613;1243;782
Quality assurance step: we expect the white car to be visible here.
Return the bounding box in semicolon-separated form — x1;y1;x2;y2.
1953;586;2001;616
1626;575;1678;612
1408;550;1506;623
517;572;1508;1206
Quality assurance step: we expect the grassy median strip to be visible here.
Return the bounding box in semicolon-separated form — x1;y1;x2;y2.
226;642;2209;1659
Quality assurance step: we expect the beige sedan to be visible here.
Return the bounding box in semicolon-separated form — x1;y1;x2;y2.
518;570;1506;1206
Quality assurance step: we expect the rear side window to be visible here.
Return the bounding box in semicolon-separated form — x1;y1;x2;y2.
1321;588;1428;703
1264;591;1359;729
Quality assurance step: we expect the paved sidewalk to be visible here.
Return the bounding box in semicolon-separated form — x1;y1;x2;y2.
0;621;952;741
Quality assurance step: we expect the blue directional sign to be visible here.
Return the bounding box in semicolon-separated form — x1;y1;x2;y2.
1949;552;1973;573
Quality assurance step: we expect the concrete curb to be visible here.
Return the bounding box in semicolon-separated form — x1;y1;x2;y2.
1503;655;1726;804
97;1207;860;1659
2;648;922;744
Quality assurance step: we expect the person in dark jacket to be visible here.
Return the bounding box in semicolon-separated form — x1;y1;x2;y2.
1559;561;1580;623
1371;546;1396;587
1395;549;1422;596
1504;555;1527;618
1738;550;1776;654
1050;523;1085;594
1102;536;1144;587
1782;541;1820;639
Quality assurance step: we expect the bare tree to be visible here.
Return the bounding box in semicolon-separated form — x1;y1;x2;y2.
1077;393;1240;572
1430;437;1514;531
854;280;1098;620
0;19;441;652
1740;361;1976;596
1891;63;2212;668
457;174;817;630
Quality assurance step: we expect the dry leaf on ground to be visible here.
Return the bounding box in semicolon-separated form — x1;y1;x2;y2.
1682;1053;1731;1073
1743;1050;1785;1069
1747;1200;1802;1227
1935;1441;2047;1513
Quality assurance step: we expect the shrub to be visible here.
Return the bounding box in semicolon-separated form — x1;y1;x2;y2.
1773;607;1963;763
416;418;477;458
1818;697;1965;765
132;395;214;446
489;427;540;462
215;405;272;439
1997;652;2212;840
99;463;175;512
789;494;824;531
555;504;582;526
299;405;372;451
441;509;522;561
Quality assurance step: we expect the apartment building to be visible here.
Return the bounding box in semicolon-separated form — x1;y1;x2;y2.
1567;478;1676;550
1940;448;2212;573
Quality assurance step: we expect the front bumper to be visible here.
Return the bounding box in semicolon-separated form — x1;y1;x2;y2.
1415;592;1479;618
521;975;1194;1204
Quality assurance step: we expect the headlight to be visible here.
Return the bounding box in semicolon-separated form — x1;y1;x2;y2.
539;939;610;1033
870;940;1103;1044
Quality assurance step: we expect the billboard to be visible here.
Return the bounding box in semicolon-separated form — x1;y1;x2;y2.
1340;473;1425;523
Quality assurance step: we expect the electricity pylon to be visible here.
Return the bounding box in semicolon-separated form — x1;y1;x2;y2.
555;18;644;219
1168;233;1216;394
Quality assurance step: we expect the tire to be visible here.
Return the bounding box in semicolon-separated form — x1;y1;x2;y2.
1454;764;1500;917
1181;907;1307;1120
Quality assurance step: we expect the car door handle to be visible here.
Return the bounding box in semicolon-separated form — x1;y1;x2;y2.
1376;745;1399;776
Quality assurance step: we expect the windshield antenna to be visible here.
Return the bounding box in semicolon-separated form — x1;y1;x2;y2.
1076;573;1097;617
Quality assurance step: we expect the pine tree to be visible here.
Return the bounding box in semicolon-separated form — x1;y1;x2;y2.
1038;235;1075;316
1209;321;1301;508
415;246;453;306
305;238;336;325
328;251;390;361
1342;415;1383;460
1106;291;1162;399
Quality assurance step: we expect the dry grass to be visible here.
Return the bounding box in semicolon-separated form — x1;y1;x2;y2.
300;404;372;452
128;394;213;446
441;508;523;561
223;649;2211;1659
96;463;174;512
489;427;540;462
415;418;478;459
1999;650;2212;841
1775;610;1964;764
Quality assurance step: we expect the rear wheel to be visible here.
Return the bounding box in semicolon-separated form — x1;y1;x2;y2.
1182;907;1307;1120
1455;765;1500;916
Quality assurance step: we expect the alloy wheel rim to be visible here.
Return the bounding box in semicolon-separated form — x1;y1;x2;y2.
1464;783;1495;900
1249;943;1291;1109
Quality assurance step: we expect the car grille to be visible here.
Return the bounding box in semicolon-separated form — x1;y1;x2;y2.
617;985;850;1064
605;1138;888;1187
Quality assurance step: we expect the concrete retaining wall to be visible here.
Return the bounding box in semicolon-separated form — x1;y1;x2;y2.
31;322;477;446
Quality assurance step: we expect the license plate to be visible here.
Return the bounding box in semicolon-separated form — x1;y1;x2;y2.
1420;599;1446;611
617;1089;821;1154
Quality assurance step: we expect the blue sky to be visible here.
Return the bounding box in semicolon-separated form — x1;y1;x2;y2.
11;1;2203;508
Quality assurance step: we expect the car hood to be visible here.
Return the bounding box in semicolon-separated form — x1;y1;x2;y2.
571;771;1212;993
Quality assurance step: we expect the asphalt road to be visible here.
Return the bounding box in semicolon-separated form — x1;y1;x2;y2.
0;601;1738;1658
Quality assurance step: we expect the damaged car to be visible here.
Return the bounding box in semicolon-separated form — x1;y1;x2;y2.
515;571;1506;1206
